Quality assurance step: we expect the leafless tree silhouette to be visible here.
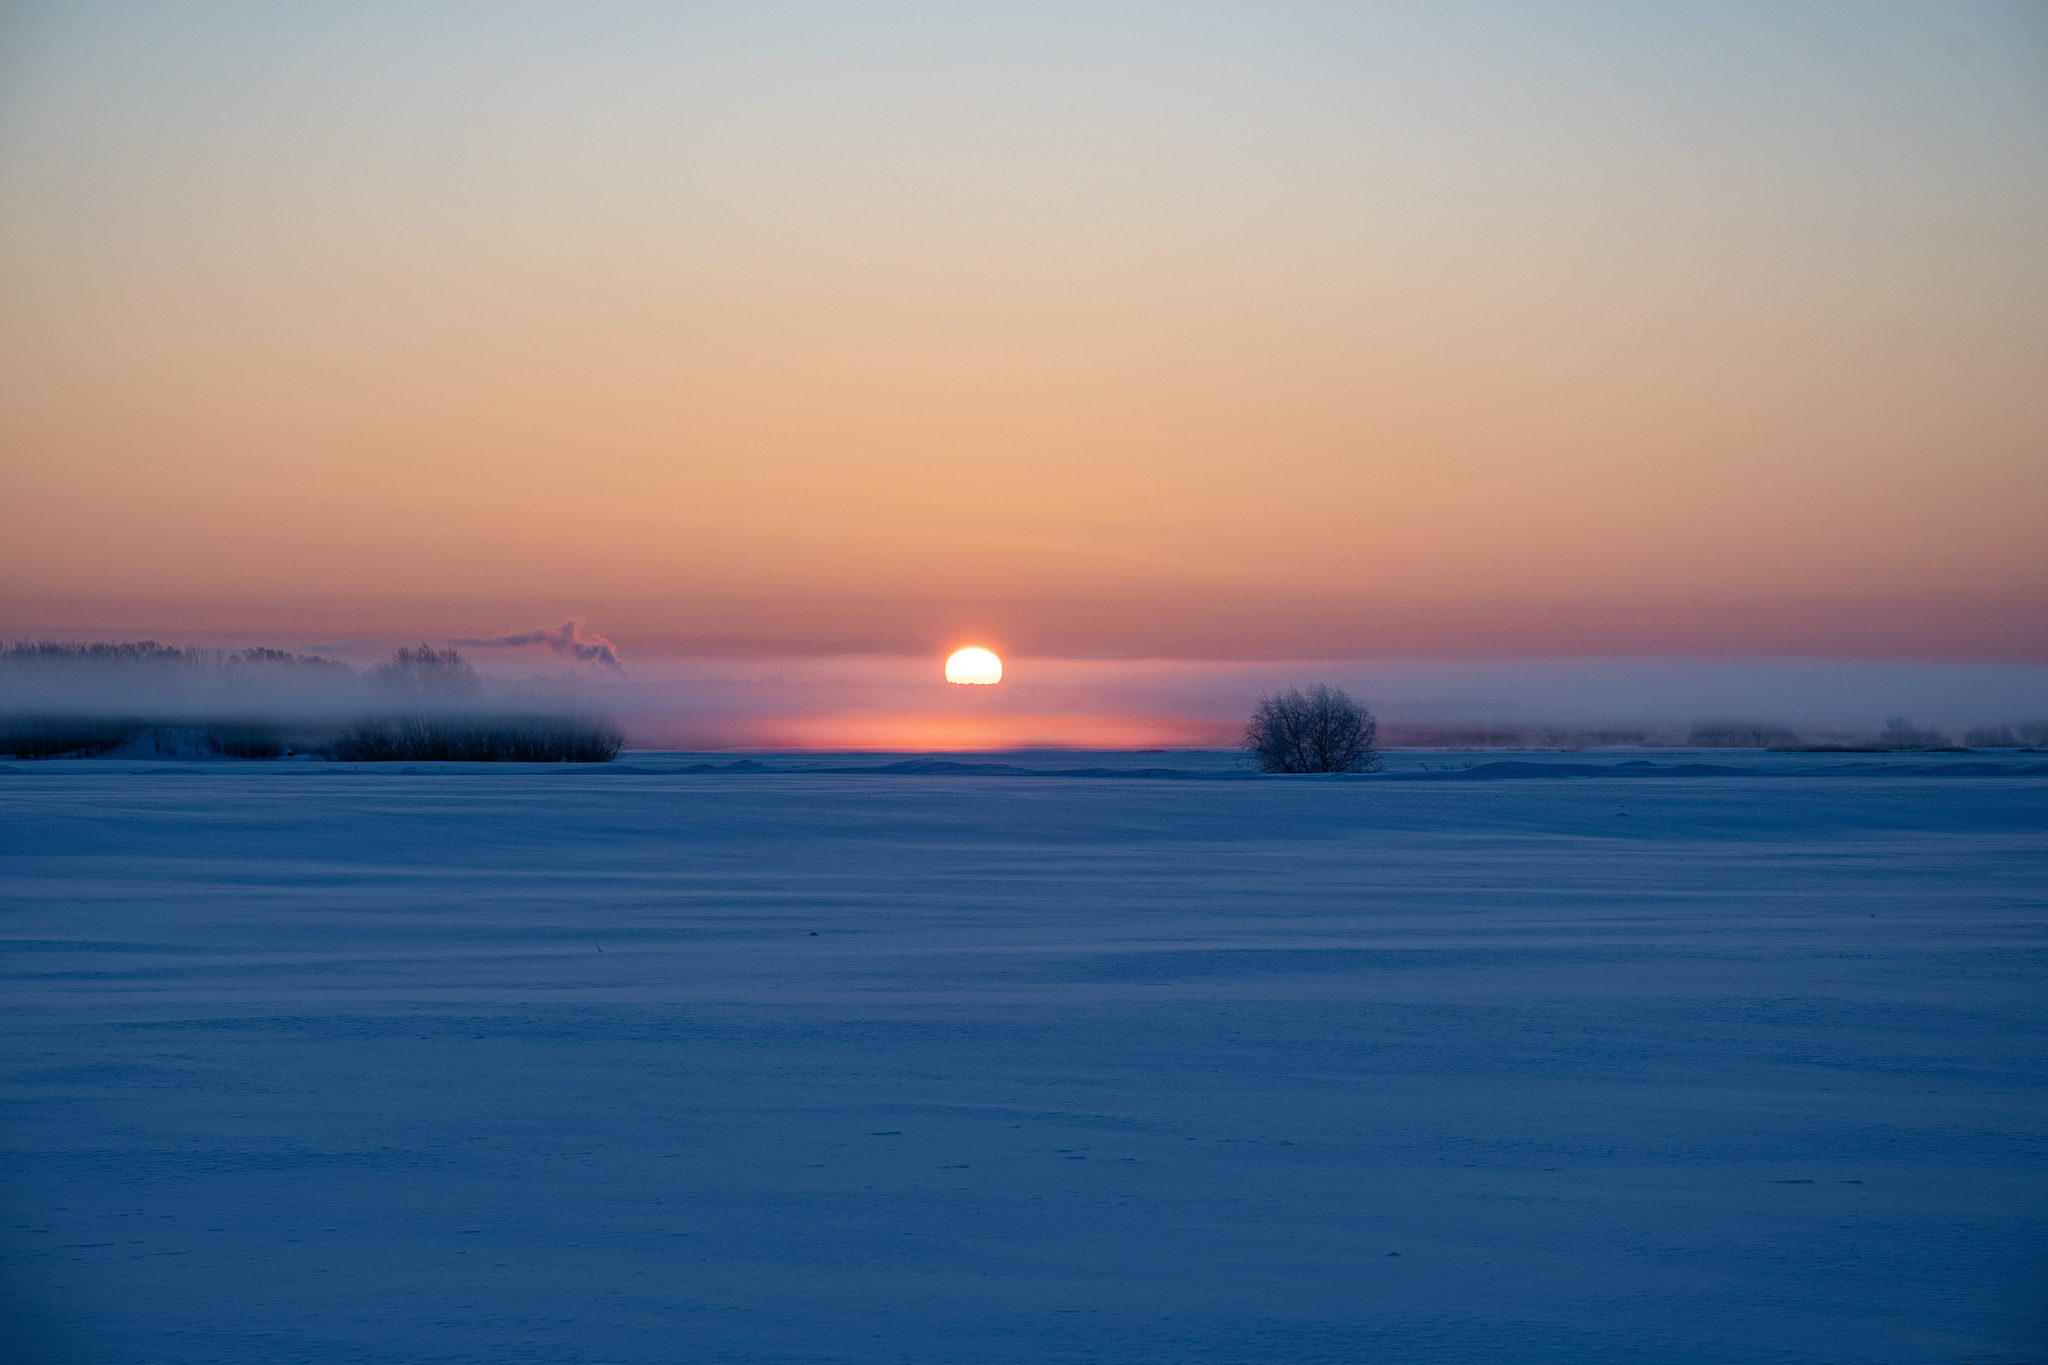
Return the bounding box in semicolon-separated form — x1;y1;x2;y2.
1243;684;1380;773
373;644;480;704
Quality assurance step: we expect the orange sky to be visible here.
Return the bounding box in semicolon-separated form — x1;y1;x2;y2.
2;3;2044;661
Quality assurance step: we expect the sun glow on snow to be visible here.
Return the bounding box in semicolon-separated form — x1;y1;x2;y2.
944;648;1003;685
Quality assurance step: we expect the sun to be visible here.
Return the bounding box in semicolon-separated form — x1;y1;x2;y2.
944;647;1003;685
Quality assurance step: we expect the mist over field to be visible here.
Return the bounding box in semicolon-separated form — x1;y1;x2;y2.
7;634;2044;754
579;654;2048;750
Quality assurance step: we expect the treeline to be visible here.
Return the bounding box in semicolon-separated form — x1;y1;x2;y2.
0;641;622;762
1;717;315;761
325;715;624;763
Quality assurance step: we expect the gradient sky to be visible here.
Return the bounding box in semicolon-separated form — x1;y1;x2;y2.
3;0;2045;662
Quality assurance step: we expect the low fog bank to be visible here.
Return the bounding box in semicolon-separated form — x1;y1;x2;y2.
563;654;2048;752
7;639;2044;756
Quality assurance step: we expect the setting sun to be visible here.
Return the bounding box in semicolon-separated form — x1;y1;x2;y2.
944;648;1002;686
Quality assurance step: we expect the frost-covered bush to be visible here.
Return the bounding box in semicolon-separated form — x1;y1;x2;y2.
1244;684;1380;773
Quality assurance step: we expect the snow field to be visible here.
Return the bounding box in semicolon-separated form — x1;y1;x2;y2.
2;759;2044;1363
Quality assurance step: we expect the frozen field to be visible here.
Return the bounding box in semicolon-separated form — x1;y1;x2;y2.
2;751;2045;1363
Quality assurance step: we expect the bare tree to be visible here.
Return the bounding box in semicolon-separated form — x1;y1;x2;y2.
1243;684;1380;773
373;644;480;705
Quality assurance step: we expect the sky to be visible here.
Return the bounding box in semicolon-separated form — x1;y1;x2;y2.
2;1;2045;741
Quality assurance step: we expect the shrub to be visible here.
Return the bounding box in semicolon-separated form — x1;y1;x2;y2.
1244;684;1380;773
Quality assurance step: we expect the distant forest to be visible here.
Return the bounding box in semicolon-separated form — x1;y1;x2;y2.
0;640;622;761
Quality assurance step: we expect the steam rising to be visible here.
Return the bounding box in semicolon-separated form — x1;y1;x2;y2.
447;619;626;677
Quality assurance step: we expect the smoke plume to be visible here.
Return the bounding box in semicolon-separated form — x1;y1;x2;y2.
448;619;626;677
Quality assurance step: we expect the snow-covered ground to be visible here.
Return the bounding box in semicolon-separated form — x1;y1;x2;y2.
3;752;2043;1363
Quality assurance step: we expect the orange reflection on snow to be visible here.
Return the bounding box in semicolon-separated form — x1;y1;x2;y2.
748;711;1232;751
